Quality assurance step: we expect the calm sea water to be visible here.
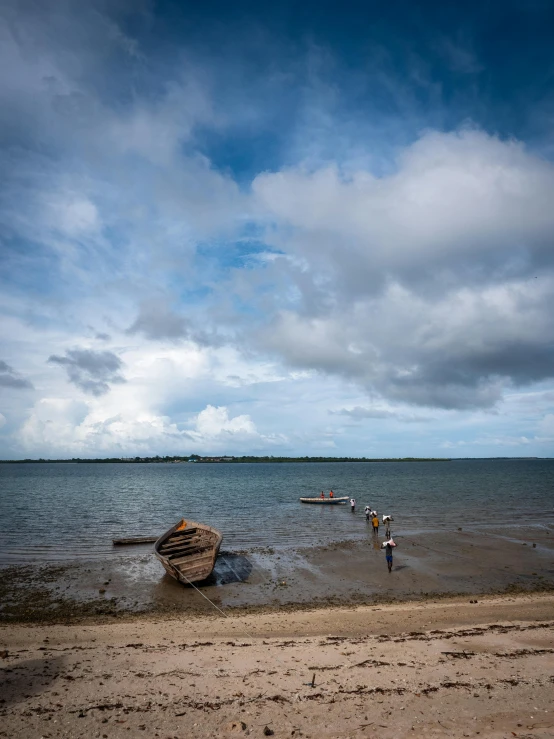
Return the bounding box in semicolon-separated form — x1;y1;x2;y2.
0;460;553;564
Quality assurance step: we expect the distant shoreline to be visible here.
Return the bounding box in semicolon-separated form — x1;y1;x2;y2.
0;455;548;463
0;455;452;463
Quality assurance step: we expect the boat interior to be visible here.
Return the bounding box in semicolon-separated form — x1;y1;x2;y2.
158;526;219;576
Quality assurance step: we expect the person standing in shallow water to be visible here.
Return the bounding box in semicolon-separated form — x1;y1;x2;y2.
385;541;395;572
372;514;379;534
364;505;371;522
350;497;356;511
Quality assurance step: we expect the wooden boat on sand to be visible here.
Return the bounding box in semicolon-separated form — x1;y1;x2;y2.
154;519;223;584
299;496;349;505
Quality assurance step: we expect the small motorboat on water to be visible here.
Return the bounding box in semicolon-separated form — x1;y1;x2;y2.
154;518;222;584
299;496;349;505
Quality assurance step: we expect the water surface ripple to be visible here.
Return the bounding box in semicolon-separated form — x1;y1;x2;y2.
0;460;552;563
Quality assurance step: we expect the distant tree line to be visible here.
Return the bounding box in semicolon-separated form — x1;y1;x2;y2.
1;455;546;464
0;454;454;463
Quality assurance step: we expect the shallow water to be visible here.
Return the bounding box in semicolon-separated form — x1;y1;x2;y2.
0;459;553;564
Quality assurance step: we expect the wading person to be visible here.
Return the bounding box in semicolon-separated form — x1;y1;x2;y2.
372;514;379;534
383;515;393;538
350;497;356;512
365;505;371;522
384;540;395;573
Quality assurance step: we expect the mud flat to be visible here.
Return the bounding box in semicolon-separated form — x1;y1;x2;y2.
1;594;554;738
1;526;553;624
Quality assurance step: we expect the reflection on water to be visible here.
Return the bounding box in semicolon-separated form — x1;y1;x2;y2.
0;459;553;564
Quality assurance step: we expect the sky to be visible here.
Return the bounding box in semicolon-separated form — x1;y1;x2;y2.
1;0;554;459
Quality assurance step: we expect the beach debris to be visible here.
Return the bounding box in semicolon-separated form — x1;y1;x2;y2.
352;659;390;668
0;650;8;659
441;651;476;659
112;536;158;546
226;720;247;732
263;727;274;736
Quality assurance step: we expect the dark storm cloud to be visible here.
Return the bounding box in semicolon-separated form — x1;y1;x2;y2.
0;360;34;390
380;336;554;410
47;349;125;396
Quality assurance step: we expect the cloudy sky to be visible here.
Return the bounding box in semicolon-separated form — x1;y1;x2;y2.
1;0;554;459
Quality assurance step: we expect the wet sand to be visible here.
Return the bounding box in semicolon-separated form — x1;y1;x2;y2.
1;594;553;738
1;526;553;623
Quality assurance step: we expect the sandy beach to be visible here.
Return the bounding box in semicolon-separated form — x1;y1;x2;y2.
2;593;554;738
1;521;553;737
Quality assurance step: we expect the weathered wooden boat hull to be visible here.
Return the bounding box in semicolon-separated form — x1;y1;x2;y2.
299;496;349;504
154;519;223;585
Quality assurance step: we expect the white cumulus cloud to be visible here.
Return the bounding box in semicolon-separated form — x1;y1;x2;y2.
249;129;554;409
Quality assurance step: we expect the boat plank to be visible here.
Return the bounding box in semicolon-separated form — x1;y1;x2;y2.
170;549;213;566
168;529;197;541
176;551;213;564
169;527;197;536
177;559;213;572
179;569;213;579
160;538;203;553
172;553;213;567
166;540;211;556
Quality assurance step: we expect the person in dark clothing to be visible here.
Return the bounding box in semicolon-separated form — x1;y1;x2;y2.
385;541;395;572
